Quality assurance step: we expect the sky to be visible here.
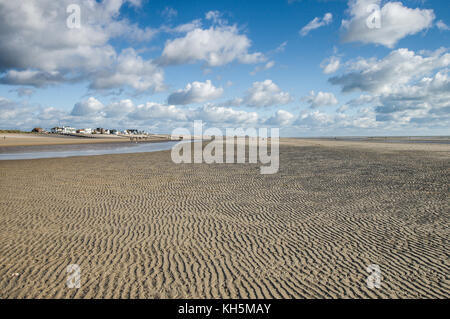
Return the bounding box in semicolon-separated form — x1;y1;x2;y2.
0;0;449;136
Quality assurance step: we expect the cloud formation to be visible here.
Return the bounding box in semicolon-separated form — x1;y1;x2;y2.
300;13;333;36
330;48;450;128
341;0;435;48
167;80;223;105
160;25;265;67
329;48;450;94
243;80;293;107
265;110;295;126
304;91;339;108
71;97;104;116
320;56;341;74
0;0;162;93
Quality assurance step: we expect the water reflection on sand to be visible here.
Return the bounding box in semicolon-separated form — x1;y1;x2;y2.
0;141;182;160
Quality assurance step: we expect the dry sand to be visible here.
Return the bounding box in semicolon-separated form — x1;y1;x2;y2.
0;139;448;298
0;133;169;147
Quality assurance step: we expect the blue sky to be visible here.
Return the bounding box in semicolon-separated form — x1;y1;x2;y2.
0;0;449;136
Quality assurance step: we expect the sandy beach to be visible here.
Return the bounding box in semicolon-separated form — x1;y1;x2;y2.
0;133;170;148
0;139;448;299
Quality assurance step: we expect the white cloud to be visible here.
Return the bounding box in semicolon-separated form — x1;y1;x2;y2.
161;7;178;20
300;13;333;36
304;91;339;108
436;20;450;31
346;94;379;107
163;19;203;33
337;105;349;113
250;61;275;75
205;11;226;25
0;70;65;87
129;103;188;121
374;70;450;120
329;48;450;94
193;105;259;124
167;80;224;105
0;0;161;93
331;48;450;127
243;80;293;107
320;56;341;74
265;110;295;126
160;25;265;67
274;41;288;53
90;48;164;93
295;110;335;127
104;99;135;118
342;0;435;48
71;97;104;116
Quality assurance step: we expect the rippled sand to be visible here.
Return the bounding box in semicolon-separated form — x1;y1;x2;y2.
0;140;449;298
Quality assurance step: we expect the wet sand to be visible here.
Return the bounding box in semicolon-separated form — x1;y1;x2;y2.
0;139;448;298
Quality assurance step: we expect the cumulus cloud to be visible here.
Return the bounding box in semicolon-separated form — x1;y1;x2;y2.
61;96;262;129
162;19;203;34
129;103;188;121
103;99;135;118
205;10;227;25
300;13;333;36
0;70;66;88
304;91;339;108
167;80;224;105
265;110;295;126
0;0;162;93
331;48;450;127
242;80;293;107
374;70;450;120
159;25;265;67
71;97;104;116
345;94;379;107
295;110;335;127
341;0;435;48
193;105;259;124
90;48;164;93
0;96;70;129
329;48;450;94
320;56;341;74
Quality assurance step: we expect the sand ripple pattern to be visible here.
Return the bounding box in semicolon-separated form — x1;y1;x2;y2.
0;144;449;298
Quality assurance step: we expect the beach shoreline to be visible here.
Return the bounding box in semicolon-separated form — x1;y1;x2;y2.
0;133;173;148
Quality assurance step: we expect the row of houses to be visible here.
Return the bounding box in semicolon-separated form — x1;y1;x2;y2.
32;126;145;136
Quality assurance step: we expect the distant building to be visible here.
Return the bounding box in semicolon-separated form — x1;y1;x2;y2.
76;128;92;134
51;127;63;133
62;126;76;134
31;127;44;133
126;129;140;135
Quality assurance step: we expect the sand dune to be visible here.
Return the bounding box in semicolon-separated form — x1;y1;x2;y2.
0;140;448;298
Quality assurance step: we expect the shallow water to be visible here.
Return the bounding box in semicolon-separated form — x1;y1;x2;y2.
0;141;182;160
